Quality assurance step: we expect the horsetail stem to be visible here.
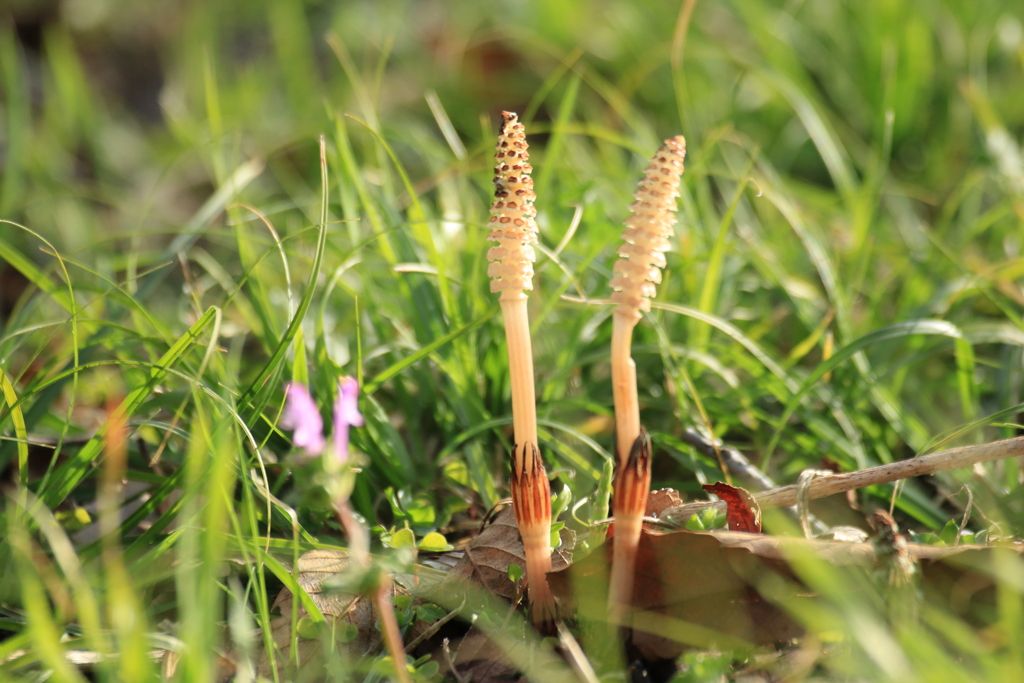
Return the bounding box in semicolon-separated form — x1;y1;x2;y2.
608;136;686;621
488;111;555;628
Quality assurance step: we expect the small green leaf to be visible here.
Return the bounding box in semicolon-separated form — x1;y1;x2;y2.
390;528;416;549
939;519;960;546
336;622;358;643
385;487;405;519
417;531;453;552
551;485;572;519
910;531;941;546
549;521;565;549
296;616;320;640
416;603;447;623
443;460;469;486
386;488;438;527
405;495;437;526
393;594;412;610
56;507;92;531
688;507;722;531
508;562;524;583
703;507;724;529
416;660;440;679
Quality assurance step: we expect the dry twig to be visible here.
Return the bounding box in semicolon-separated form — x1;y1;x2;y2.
662;437;1024;525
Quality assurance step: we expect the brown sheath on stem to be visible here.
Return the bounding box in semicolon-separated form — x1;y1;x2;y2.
608;136;686;617
488;112;555;627
511;441;556;629
608;430;652;626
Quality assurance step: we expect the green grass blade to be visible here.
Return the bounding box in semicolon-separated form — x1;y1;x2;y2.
764;320;965;462
36;307;217;509
238;138;329;418
0;367;29;487
362;309;495;395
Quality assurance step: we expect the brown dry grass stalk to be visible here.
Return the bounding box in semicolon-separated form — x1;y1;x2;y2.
487;111;555;627
608;136;687;620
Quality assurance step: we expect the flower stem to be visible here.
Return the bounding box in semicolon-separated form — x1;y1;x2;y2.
375;576;414;683
334;500;412;683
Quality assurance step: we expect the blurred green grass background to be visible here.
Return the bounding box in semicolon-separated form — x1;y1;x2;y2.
2;0;1024;680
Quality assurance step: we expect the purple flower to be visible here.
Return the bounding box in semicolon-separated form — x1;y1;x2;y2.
281;382;325;456
333;376;364;463
281;377;363;463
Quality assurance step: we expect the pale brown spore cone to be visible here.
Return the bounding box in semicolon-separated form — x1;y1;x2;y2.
610;135;686;464
510;442;556;629
487;111;539;301
610;135;687;319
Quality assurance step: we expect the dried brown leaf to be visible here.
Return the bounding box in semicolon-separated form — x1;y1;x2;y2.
271;549;365;617
257;550;412;681
444;506;574;602
702;482;762;533
439;632;525;683
550;526;1024;661
645;488;683;518
549;529;803;661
